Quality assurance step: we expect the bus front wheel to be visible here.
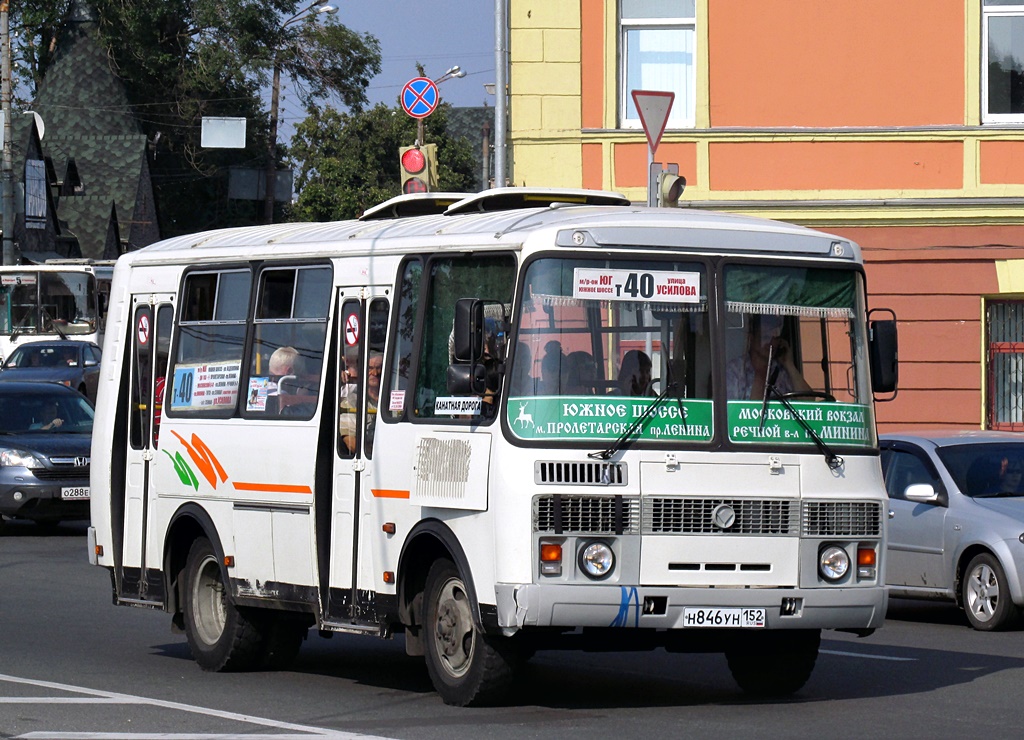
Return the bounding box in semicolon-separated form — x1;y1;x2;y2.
423;558;518;706
725;629;820;697
183;537;264;671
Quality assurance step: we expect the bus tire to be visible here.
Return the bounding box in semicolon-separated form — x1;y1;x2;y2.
423;558;518;706
725;629;820;697
258;615;307;670
183;537;264;671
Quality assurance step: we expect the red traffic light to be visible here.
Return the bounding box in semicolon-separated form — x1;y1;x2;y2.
401;147;426;174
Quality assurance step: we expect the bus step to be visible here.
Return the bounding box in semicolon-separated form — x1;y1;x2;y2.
318;620;384;637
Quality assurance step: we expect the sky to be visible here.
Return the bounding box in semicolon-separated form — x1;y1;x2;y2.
276;1;497;136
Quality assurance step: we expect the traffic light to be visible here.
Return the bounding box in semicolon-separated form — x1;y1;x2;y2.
656;166;686;208
399;143;438;194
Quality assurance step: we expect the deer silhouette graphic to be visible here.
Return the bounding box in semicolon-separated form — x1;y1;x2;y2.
514;402;534;428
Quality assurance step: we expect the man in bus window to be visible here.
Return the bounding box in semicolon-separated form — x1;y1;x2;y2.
339;350;359;454
269;346;304;394
365;351;383;451
726;314;810;400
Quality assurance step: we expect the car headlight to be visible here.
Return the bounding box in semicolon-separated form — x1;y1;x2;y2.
819;545;850;581
0;448;44;468
578;540;615;580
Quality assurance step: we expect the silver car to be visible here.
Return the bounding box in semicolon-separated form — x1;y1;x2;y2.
881;431;1024;630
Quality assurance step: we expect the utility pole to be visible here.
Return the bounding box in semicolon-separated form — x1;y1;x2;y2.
1;1;15;265
263;57;282;224
493;0;507;187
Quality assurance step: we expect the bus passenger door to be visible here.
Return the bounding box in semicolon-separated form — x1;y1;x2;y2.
322;287;389;624
120;296;174;602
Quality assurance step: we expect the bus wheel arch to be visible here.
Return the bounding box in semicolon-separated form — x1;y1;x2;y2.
164;504;225;630
397;520;478;657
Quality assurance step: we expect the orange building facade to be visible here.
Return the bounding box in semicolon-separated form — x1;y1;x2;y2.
509;0;1024;432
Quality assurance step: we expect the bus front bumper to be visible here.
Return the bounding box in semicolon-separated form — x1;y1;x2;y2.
494;583;887;632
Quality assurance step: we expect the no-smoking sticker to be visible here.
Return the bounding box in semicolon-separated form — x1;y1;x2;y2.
137;314;150;345
344;314;360;346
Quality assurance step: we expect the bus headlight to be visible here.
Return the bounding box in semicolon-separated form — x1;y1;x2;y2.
578;540;615;580
819;545;850;581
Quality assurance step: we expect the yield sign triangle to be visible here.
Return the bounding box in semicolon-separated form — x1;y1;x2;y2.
631;90;675;154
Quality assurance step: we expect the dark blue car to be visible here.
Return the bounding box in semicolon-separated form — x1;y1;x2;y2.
0;382;93;527
0;340;102;402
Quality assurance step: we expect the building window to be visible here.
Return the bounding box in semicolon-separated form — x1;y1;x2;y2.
983;1;1024;123
620;0;696;129
986;299;1024;429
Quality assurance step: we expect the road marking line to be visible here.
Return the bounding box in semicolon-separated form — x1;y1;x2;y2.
0;674;394;739
821;649;915;662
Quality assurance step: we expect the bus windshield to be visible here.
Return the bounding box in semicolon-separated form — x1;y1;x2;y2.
0;271;99;337
507;257;874;448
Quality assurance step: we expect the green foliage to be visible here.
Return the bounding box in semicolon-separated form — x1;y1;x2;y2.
13;0;382;236
288;103;478;221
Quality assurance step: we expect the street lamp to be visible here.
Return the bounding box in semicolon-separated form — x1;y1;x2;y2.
264;1;338;224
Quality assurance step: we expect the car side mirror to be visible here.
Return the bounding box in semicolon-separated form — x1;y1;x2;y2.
84;359;98;367
904;483;939;503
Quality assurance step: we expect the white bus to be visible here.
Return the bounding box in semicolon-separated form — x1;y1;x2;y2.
89;189;898;706
0;259;114;363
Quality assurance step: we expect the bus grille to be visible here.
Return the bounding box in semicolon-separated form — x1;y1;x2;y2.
533;495;640;534
643;498;797;535
802;501;882;537
534;461;626;486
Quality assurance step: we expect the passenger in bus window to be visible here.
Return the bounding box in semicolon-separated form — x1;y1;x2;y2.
338;350;359;454
268;346;304;394
509;342;536;396
564;351;597;395
726;314;810;400
365;351;383;451
614;350;652;396
538;340;564;395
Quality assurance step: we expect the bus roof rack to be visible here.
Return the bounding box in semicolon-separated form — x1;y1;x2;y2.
443;187;631;214
359;192;474;221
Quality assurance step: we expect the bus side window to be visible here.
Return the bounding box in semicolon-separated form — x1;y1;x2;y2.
412;254;515;420
383;258;422;421
244;266;330;419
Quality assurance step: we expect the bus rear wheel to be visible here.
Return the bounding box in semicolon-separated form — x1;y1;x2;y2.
423;559;518;706
183;537;265;671
725;629;820;697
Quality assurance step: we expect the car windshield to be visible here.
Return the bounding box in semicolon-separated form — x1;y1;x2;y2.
0;392;94;434
4;345;79;368
936;443;1024;497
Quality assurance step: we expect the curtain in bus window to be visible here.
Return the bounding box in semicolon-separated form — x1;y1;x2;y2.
245;266;330;420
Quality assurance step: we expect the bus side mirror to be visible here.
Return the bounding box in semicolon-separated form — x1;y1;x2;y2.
453;298;484;362
868;309;898;397
447;362;487;395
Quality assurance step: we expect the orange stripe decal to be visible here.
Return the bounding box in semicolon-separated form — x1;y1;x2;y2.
232;482;312;494
372;489;411;499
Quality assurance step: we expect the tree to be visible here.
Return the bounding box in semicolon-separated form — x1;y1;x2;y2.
13;0;382;236
288;102;478;221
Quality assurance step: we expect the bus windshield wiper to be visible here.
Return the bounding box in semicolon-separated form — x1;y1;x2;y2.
760;362;844;471
41;307;67;339
589;382;685;461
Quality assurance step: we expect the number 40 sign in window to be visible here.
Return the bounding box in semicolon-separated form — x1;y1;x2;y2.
572;268;700;303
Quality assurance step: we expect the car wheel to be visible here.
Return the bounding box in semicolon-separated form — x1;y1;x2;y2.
962;552;1020;631
182;537;265;671
725;629;820;696
423;558;519;706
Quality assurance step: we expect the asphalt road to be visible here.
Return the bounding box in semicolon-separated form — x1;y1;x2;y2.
3;520;1024;739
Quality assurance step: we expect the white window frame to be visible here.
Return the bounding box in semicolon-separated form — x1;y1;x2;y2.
982;1;1024;124
619;1;696;130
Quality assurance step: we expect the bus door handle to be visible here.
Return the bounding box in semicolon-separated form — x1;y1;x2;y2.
352;459;365;472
